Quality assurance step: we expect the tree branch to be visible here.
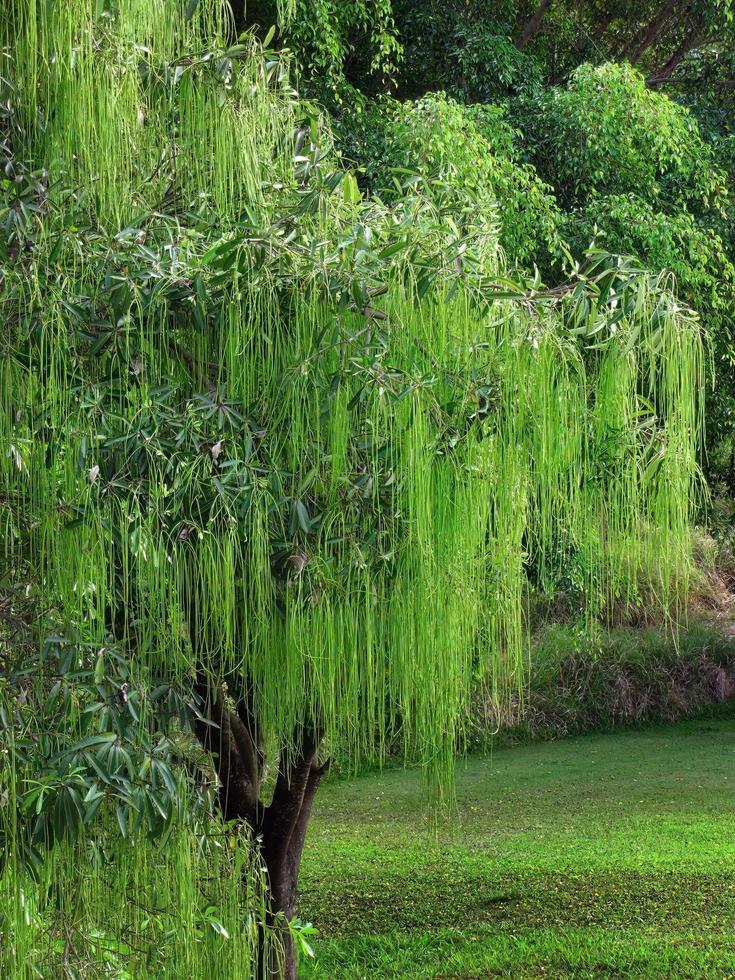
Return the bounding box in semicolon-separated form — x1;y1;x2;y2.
515;0;554;51
262;725;320;854
193;676;262;825
286;759;329;877
647;28;705;85
620;0;684;65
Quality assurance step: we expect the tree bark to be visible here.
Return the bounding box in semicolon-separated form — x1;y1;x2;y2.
261;736;327;979
193;681;326;979
515;0;555;51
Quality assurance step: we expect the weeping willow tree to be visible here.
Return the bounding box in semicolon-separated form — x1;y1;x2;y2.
0;1;705;977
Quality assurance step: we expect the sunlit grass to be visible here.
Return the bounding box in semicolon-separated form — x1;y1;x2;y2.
301;719;735;977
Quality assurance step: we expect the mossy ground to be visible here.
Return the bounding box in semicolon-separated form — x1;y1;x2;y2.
300;719;735;978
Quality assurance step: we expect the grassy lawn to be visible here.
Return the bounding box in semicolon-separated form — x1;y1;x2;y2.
299;720;735;978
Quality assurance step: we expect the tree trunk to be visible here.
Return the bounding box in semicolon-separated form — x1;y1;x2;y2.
515;0;554;51
193;679;326;979
261;753;325;978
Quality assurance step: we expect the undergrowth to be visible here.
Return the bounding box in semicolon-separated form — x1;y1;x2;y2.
472;621;735;750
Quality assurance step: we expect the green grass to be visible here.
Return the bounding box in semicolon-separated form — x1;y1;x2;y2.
299;720;735;978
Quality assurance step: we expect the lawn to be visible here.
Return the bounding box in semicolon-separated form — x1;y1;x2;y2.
299;720;735;978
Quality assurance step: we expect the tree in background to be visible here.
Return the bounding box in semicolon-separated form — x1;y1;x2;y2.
335;92;562;271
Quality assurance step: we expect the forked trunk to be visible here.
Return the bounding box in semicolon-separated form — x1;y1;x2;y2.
259;742;325;978
193;679;325;979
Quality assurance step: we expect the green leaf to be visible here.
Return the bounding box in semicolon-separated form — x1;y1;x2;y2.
68;733;118;754
115;804;128;839
378;238;407;260
94;649;105;684
207;918;229;939
294;499;311;533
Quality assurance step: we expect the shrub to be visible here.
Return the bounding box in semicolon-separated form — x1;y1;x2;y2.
520;62;727;211
470;621;735;749
338;92;563;270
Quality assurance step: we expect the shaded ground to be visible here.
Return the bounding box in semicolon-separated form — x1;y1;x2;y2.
300;720;735;978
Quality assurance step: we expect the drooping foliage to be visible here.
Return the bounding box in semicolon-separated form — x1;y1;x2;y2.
514;62;733;494
568;195;734;321
0;0;707;976
286;0;402;99
285;1;735;499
